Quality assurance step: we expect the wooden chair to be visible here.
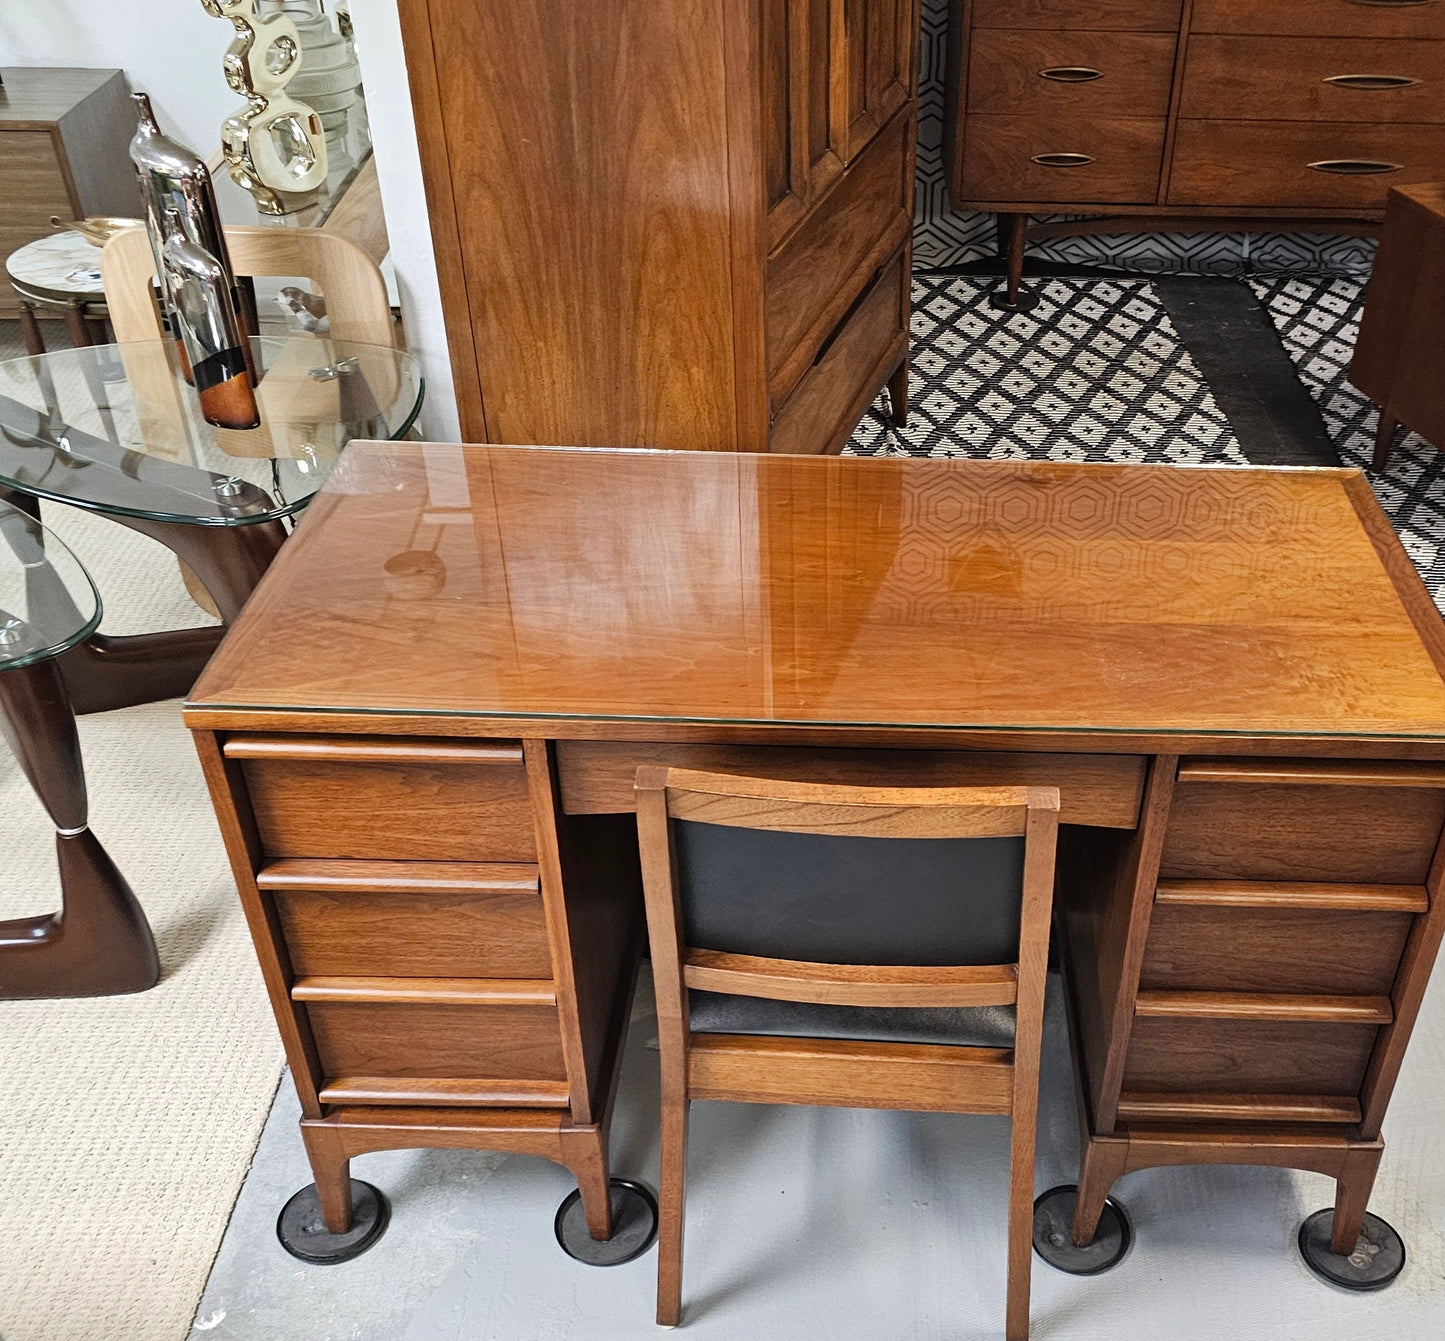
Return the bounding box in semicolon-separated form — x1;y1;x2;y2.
635;767;1060;1338
98;223;395;348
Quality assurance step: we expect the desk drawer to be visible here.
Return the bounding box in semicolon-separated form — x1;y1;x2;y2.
766;111;911;403
226;734;536;862
971;0;1183;30
260;859;553;978
1180;36;1445;123
1122;1016;1380;1095
305;997;568;1085
1191;0;1445;39
769;246;906;454
968;30;1177;119
1161;766;1445;883
1141;897;1415;995
1168;119;1445;209
959;115;1166;203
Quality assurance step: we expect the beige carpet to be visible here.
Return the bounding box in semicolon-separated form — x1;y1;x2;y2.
0;504;285;1341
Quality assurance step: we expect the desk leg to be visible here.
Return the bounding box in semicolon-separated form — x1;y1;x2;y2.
0;657;159;997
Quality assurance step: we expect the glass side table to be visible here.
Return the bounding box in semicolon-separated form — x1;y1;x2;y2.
0;335;423;712
0;499;158;997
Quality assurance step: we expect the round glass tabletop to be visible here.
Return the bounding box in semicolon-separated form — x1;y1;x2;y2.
0;336;424;526
0;499;102;670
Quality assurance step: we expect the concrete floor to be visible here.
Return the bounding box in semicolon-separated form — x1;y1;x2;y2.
188;969;1445;1341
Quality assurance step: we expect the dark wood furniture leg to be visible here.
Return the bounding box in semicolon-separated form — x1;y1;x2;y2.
1373;410;1399;471
18;301;46;356
0;655;158;997
64;305;93;349
888;356;909;428
990;213;1036;313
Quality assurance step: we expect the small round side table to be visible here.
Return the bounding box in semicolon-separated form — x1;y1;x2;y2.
5;230;112;354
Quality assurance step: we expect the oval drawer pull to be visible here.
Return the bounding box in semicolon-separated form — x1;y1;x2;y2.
1039;66;1103;82
1031;152;1095;168
1325;73;1422;89
1306;158;1403;174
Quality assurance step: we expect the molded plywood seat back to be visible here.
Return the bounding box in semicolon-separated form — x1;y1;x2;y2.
674;820;1026;967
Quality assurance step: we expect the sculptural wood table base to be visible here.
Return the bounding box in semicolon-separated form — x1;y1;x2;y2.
0;653;158;997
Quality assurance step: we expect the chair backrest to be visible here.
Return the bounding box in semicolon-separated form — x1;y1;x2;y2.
636;768;1060;1016
99;223;395;349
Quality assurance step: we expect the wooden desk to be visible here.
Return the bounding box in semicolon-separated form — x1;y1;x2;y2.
186;445;1445;1278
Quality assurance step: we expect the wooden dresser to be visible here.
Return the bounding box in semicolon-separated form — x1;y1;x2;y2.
396;0;919;453
945;0;1445;304
0;68;140;319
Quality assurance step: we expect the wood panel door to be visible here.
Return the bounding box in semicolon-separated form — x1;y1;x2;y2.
841;0;915;162
765;0;846;243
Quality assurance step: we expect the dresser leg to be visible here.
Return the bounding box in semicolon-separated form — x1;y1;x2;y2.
990;214;1038;313
1072;1136;1129;1245
888;357;909;428
1372;409;1399;470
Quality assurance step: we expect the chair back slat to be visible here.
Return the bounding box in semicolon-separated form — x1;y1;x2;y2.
683;950;1019;1008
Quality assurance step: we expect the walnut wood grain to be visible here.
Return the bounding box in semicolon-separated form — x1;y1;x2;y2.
1133;990;1394;1024
1115;1093;1363;1124
556;740;1147;826
224;734;523;765
317;1077;572;1107
256;858;541;895
1153;878;1429;911
1141;902;1415;994
1180;36;1445;123
1177;757;1445;786
967;30;1177;119
291;977;558;1006
970;0;1183;28
683;950;1020;1006
960;113;1167;204
1191;0;1445;38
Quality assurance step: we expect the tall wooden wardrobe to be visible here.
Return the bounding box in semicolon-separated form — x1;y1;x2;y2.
397;0;920;453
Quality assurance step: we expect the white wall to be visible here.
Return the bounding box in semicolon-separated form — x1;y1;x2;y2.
1;1;459;440
347;0;457;440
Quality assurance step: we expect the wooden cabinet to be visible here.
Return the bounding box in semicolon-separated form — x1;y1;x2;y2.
397;0;919;453
945;0;1445;301
0;68;140;318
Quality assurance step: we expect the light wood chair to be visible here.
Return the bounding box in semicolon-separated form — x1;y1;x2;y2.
635;767;1060;1338
98;223;395;348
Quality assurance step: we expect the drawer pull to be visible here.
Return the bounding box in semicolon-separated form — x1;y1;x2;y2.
1038;66;1103;83
1325;74;1422;90
1031;152;1095;168
1307;158;1402;174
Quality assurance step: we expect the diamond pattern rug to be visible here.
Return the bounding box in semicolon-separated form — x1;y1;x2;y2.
847;273;1244;464
1251;274;1445;607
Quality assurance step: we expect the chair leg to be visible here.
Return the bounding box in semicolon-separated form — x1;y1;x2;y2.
1005;1110;1037;1341
1372;408;1399;471
657;1096;689;1326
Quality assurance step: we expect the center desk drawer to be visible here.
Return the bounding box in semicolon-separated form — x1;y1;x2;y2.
225;734;536;862
1161;759;1445;883
259;859;553;978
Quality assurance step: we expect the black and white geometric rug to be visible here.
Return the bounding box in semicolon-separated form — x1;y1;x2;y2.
846;273;1245;464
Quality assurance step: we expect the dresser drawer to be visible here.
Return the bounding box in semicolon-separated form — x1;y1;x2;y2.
225;734;536;862
770;245;906;452
1169;119;1445;209
959;115;1165;204
1123;1016;1380;1096
971;0;1183;30
1191;0;1445;38
1141;900;1414;995
1181;36;1445;122
260;859;553;978
1160;775;1445;882
0;132;75;234
305;998;568;1084
766;111;911;402
967;30;1177;118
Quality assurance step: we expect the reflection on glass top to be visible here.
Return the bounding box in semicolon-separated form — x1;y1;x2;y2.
0;337;423;526
189;444;1445;739
0;500;101;670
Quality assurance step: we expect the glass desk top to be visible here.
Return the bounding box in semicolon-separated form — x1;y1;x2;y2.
0;499;101;670
0;337;423;527
190;444;1445;742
